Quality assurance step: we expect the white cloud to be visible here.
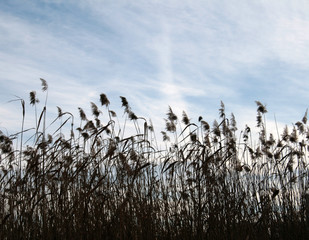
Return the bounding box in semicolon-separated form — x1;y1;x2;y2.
1;0;309;144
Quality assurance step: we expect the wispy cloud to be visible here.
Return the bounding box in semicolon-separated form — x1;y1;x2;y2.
1;0;309;140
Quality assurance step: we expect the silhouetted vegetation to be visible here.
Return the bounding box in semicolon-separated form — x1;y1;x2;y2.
0;80;308;239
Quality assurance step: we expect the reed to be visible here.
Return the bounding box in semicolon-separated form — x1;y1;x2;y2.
0;80;308;239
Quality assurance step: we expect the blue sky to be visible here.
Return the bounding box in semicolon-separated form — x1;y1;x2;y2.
1;0;309;141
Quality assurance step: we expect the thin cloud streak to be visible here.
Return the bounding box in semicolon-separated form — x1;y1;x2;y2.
0;0;309;140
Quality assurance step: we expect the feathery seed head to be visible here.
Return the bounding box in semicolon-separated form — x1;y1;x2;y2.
255;101;267;114
182;111;190;125
78;107;87;121
161;131;170;141
100;93;110;107
40;78;48;91
90;102;100;117
29;91;39;105
120;96;129;108
109;110;117;117
201;120;210;131
219;101;225;118
167;106;177;122
128;111;138;120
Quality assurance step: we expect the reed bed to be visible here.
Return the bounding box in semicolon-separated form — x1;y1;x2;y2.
0;80;308;239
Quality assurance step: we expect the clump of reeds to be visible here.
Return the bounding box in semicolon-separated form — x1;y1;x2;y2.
0;80;308;239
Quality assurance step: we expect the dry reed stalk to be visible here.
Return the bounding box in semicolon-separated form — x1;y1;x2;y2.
0;80;308;239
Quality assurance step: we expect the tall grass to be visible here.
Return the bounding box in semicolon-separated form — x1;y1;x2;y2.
0;81;308;239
